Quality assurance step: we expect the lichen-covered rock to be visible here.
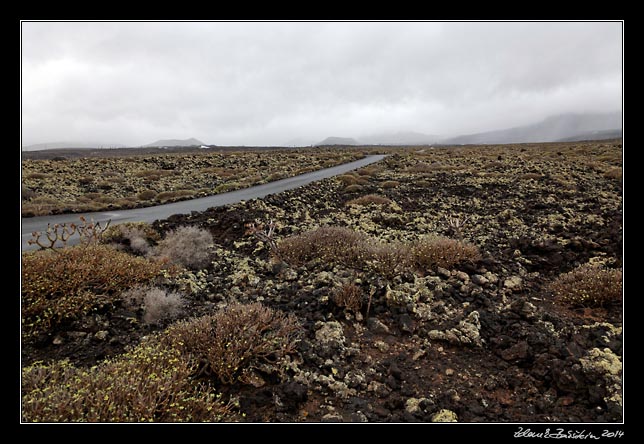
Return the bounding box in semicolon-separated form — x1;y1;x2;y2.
427;310;482;347
579;347;622;418
431;409;458;422
504;276;523;290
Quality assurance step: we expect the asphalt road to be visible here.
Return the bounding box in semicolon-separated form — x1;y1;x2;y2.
21;154;387;251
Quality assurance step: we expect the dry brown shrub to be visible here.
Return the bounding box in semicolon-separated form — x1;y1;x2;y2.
155;189;196;203
332;282;363;313
21;185;36;201
137;190;157;200
25;172;50;180
22;337;232;422
410;236;482;270
343;184;363;193
337;174;358;185
548;264;622;307
21;244;169;337
277;226;371;267
346;194;393;207
603;167;622;181
368;241;412;277
381;180;400;189
165;302;301;385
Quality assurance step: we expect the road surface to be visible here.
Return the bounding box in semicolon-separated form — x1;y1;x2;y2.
22;154;387;251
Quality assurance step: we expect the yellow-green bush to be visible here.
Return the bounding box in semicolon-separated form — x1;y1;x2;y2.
22;244;169;336
22;338;232;422
549;264;622;307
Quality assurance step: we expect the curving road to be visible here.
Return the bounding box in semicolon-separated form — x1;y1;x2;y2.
22;154;387;251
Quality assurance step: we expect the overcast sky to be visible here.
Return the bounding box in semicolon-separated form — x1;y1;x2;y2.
21;21;622;148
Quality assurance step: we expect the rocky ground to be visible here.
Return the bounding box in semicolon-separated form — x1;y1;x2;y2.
21;148;363;217
21;140;623;423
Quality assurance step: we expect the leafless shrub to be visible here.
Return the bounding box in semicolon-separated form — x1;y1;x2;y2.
165;302;301;385
244;219;280;258
445;215;470;240
154;225;214;269
332;282;363;313
142;287;186;325
548;264;622;308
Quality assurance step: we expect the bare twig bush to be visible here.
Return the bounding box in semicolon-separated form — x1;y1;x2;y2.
122;285;186;325
332;282;364;313
153;225;214;269
548;264;622;308
165;302;301;385
22;245;169;337
22;337;232;422
244;219;280;258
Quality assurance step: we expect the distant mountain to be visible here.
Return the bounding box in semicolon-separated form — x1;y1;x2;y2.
360;131;441;146
315;137;360;146
142;138;205;147
440;112;622;145
555;129;623;142
22;141;126;151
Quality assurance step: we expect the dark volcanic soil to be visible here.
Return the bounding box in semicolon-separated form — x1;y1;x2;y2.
21;141;623;423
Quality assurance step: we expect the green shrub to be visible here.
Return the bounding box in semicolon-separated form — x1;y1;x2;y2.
549;264;622;307
21;244;169;337
165;302;301;385
22;338;232;422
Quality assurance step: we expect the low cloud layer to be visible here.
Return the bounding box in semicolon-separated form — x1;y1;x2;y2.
21;21;622;148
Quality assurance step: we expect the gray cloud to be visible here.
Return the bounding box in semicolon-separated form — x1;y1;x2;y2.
21;21;622;147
